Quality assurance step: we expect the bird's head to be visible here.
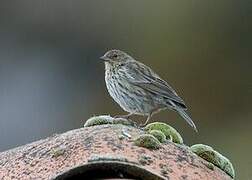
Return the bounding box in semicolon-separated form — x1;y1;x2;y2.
100;50;133;65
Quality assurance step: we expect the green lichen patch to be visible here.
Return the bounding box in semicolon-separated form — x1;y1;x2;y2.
50;146;66;158
190;144;235;179
149;130;166;143
84;115;136;127
204;162;215;171
134;134;161;150
88;154;130;163
84;115;114;127
144;122;183;144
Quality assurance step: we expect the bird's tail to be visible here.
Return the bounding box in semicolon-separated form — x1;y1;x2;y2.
175;108;198;132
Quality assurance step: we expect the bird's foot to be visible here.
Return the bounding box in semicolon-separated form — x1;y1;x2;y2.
139;122;148;128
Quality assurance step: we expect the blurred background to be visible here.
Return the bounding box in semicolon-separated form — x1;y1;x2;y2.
0;0;251;179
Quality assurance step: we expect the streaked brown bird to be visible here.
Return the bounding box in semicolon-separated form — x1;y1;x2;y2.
100;49;197;132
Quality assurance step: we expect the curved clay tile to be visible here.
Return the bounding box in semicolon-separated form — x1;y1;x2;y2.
0;122;232;180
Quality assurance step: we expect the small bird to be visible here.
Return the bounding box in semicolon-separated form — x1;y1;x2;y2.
100;49;197;132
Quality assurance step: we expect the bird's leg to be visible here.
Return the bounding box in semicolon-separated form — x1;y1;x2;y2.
114;113;134;119
140;112;153;127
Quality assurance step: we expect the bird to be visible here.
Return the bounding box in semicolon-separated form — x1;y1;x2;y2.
100;49;197;132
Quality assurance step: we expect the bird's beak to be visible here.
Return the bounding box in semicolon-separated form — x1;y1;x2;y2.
100;55;110;62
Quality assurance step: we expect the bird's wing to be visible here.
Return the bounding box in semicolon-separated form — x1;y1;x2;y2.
125;61;187;109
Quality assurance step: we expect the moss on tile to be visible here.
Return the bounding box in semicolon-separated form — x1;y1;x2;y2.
84;115;114;127
190;144;235;179
134;134;161;150
84;115;136;127
149;130;166;143
144;122;183;144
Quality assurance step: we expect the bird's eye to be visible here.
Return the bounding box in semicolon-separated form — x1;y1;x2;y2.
112;54;118;58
